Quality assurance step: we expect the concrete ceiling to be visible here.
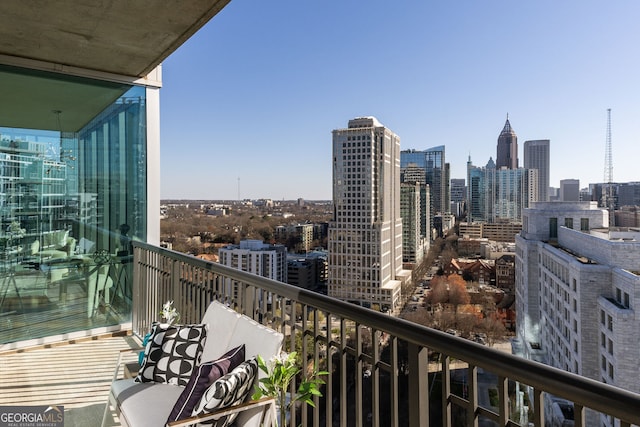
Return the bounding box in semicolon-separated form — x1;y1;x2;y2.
0;66;130;132
0;0;231;78
0;0;231;132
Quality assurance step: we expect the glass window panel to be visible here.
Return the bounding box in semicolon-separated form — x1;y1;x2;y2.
0;66;146;345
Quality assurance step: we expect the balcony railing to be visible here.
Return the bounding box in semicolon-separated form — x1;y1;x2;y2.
131;242;640;427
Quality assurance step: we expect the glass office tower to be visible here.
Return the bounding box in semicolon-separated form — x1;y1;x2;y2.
400;145;449;239
0;65;148;345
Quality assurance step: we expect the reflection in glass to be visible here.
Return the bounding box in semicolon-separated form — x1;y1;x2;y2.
0;69;146;345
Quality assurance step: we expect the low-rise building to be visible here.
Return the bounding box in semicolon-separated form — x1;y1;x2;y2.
495;254;515;291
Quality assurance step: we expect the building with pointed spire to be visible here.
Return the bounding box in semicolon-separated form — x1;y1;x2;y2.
496;116;518;169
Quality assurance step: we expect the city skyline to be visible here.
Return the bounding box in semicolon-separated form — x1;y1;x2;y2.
160;1;640;200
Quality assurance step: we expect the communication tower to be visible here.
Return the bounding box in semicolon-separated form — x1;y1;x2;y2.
603;108;614;227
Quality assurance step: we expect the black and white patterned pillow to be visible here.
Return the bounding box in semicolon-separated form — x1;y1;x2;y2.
135;323;207;386
191;357;258;426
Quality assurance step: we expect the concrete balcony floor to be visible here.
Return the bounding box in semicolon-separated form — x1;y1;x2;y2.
0;333;140;427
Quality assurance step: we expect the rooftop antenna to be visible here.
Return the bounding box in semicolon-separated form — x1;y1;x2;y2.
603;108;614;227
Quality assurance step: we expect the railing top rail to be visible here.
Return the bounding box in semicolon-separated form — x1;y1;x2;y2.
133;241;640;424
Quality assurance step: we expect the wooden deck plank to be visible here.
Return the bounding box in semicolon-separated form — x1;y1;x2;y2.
0;335;140;426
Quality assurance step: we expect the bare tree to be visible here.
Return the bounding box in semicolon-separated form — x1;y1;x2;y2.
448;274;470;312
480;313;507;347
456;312;479;338
437;311;456;331
428;275;449;305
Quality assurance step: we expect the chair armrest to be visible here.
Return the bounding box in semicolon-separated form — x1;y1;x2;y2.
109;346;145;382
165;397;277;427
119;346;145;353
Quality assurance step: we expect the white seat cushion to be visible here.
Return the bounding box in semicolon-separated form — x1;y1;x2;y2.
111;379;184;427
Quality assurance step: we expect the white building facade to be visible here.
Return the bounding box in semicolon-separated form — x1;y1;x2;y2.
515;201;640;426
218;239;287;283
328;117;409;312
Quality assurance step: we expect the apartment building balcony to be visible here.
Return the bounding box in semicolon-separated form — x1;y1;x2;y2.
1;241;640;427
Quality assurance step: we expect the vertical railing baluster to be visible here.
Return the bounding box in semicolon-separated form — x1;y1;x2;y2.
372;328;380;427
131;245;140;334
313;312;325;427
408;342;429;426
355;323;363;427
498;375;509;426
170;257;179;313
390;336;399;427
339;318;348;426
325;315;334;427
532;387;544;427
291;300;301;426
573;403;584;427
442;354;452;427
467;364;478;427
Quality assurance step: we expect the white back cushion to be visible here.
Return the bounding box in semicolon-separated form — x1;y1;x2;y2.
200;301;240;362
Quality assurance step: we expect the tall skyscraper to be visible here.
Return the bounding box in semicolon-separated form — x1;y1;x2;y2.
328;117;409;312
450;178;466;203
467;156;537;223
450;178;466;218
494;167;538;221
524;139;550;202
401;146;450;238
400;182;428;264
496;116;518;169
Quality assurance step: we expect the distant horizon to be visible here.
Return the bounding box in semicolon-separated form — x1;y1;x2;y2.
161;198;332;203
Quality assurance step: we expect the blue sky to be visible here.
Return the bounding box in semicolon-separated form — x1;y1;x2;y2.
160;1;640;200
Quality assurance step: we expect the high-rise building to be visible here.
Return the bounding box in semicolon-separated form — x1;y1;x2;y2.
560;179;580;201
275;223;315;253
328;117;409;311
496;116;518;169
450;178;466;203
494;167;538;222
515;201;640;426
467;156;536;223
591;181;640;209
450;178;466;218
617;182;640;207
400;182;428;264
467;156;493;223
401;146;450;237
524;139;550;201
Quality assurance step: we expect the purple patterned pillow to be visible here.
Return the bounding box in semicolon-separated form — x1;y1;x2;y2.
166;344;246;422
135;323;207;386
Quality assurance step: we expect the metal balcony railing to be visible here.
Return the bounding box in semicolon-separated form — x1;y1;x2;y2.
131;242;640;427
